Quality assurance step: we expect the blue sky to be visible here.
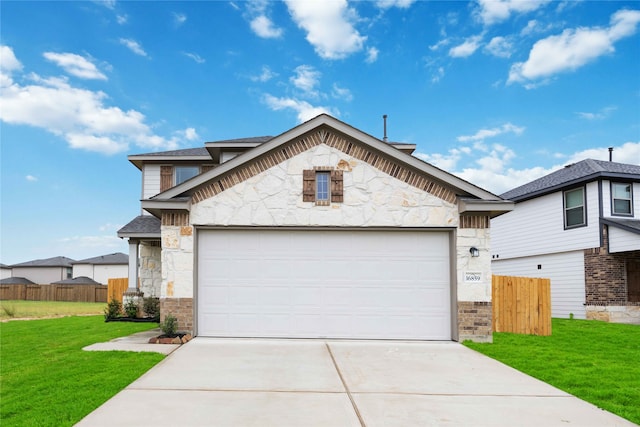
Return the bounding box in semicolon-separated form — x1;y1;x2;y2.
1;0;639;265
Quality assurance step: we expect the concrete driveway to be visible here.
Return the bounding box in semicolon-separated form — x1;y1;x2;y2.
77;338;634;427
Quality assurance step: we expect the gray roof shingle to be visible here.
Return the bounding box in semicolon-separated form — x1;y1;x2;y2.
0;277;36;285
52;276;103;285
10;256;75;268
72;253;128;265
501;159;640;201
132;147;209;157
117;215;161;237
602;218;640;235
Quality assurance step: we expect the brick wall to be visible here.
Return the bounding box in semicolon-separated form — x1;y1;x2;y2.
584;225;640;304
160;298;193;334
457;301;492;342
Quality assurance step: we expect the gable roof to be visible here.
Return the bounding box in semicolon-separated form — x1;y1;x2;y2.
501;159;640;202
143;114;512;217
10;256;75;268
72;253;128;265
602;217;640;236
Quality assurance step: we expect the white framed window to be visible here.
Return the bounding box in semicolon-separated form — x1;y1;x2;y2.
175;166;199;185
316;171;330;202
611;182;633;216
564;187;586;228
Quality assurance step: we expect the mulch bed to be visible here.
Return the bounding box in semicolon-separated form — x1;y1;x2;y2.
148;333;192;345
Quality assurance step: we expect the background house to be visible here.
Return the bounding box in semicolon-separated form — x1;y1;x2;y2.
492;159;640;324
71;253;128;285
120;114;513;342
0;264;11;280
9;256;75;284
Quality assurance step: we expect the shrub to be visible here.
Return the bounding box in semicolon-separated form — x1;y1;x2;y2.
1;303;16;318
160;314;177;336
104;299;122;321
124;299;139;318
142;296;160;321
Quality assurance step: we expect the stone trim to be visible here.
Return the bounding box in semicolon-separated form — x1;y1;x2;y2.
193;128;456;204
162;211;190;226
457;301;492;342
160;297;194;334
459;215;490;229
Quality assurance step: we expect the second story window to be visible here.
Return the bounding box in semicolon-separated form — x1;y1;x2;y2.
175;166;199;186
612;182;632;216
564;187;586;228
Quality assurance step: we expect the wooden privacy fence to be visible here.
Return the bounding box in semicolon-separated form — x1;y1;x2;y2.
107;278;129;303
0;284;108;303
492;275;552;336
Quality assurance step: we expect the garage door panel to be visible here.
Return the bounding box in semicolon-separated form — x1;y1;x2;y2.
198;229;451;340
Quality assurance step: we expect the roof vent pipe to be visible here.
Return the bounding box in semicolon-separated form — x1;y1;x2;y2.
608;147;613;162
383;114;388;142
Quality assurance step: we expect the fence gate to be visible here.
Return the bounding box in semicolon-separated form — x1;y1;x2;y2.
492;275;552;336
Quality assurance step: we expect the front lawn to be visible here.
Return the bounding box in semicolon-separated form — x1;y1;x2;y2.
0;316;164;426
0;300;105;320
464;318;640;425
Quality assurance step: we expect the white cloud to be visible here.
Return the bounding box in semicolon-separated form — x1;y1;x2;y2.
457;123;525;142
180;127;199;141
250;65;277;82
375;0;416;9
429;38;450;51
1;49;182;155
173;12;187;26
43;52;107;80
290;65;321;97
484;36;513;58
331;83;353;102
119;38;148;57
366;47;379;63
250;15;284;38
285;0;366;60
508;9;640;85
246;0;283;39
475;0;551;26
262;94;335;123
0;45;22;73
564;141;640;165
576;106;617;120
26;175;38;182
183;52;205;63
431;66;445;83
116;14;128;25
449;35;483;58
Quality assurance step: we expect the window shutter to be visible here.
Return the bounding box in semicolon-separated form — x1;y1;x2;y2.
160;166;174;192
331;170;343;203
303;170;316;202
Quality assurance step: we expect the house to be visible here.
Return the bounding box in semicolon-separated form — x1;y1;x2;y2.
52;276;102;285
9;256;75;284
0;264;11;280
71;253;128;285
492;159;640;324
118;114;513;342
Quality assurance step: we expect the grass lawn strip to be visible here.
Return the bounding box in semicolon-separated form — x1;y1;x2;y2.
0;316;164;427
0;300;105;320
464;319;640;425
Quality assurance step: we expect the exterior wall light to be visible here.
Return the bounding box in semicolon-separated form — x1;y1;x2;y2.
469;247;480;257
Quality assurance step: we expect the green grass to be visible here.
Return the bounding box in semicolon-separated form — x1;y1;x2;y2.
464;318;640;425
0;300;106;320
0;316;164;426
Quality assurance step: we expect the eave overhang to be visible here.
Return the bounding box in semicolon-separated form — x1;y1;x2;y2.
458;198;514;218
141;198;191;218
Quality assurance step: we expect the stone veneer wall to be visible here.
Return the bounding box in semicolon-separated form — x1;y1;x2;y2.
139;242;161;297
160;298;194;333
457;301;492;342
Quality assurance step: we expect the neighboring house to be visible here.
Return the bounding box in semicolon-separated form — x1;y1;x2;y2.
492;159;640;324
9;256;75;284
0;277;35;285
52;276;102;285
71;253;128;285
119;114;513;342
0;264;11;280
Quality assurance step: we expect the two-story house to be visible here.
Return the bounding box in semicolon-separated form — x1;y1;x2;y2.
118;114;513;342
492;159;640;324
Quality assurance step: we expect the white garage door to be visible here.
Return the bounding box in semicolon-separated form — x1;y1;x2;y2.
197;229;451;340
